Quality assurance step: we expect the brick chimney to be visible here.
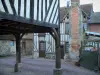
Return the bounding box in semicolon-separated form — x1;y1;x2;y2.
69;0;80;59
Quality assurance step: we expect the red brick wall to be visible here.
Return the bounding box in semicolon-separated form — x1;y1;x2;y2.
71;7;79;40
67;0;80;59
89;24;100;33
71;6;80;52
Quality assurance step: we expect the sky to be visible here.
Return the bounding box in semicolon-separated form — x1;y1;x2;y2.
60;0;100;12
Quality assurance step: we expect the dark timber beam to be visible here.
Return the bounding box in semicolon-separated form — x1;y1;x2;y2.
52;5;58;23
20;33;25;39
1;0;9;13
37;0;39;20
48;0;57;22
50;28;62;75
18;0;21;15
53;0;62;74
30;0;34;21
14;33;20;72
24;0;27;18
16;34;21;63
52;28;61;67
49;31;56;40
9;0;17;15
41;0;43;21
45;0;47;14
44;0;52;21
14;33;25;72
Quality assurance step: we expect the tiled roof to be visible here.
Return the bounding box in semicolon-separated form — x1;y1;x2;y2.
60;4;93;21
80;4;93;17
88;12;100;24
71;0;80;3
60;7;69;22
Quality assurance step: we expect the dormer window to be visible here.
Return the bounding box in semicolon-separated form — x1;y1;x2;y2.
84;16;86;19
67;16;69;19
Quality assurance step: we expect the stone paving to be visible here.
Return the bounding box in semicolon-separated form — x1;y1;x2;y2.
0;56;99;75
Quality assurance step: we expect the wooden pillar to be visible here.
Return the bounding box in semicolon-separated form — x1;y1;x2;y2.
17;34;21;63
55;0;61;70
50;28;62;75
55;30;61;68
54;30;62;75
14;34;21;72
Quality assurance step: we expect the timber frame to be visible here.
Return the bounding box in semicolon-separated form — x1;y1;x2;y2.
0;0;62;75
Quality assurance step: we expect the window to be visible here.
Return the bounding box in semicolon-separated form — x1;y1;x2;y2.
10;41;14;46
65;23;70;34
83;23;88;31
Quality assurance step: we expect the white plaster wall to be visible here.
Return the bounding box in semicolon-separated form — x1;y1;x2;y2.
0;40;16;56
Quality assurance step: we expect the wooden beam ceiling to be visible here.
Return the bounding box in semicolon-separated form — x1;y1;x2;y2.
0;19;51;35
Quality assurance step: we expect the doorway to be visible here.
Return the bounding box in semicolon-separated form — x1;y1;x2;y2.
39;41;46;57
60;45;64;59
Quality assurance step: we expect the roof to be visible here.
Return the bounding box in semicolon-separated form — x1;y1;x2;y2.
88;12;100;24
60;4;93;22
71;0;80;3
60;7;69;22
80;4;93;17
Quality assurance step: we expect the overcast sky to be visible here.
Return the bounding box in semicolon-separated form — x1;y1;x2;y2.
60;0;100;12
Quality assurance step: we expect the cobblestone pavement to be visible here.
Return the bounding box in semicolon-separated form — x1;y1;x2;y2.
0;56;99;75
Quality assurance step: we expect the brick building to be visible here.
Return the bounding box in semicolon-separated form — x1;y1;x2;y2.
86;12;100;40
88;12;100;33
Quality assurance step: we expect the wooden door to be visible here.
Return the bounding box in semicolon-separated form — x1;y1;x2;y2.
39;41;46;57
60;45;64;59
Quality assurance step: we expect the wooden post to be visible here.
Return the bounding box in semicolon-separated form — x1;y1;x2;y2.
54;29;62;75
55;30;61;68
17;34;21;63
50;28;62;75
13;33;25;72
14;34;21;72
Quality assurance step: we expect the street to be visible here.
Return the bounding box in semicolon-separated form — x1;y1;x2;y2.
0;56;99;75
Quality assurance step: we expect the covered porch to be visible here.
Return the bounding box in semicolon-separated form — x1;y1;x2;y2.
0;0;62;74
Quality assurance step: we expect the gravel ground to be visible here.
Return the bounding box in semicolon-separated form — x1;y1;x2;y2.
0;56;99;75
